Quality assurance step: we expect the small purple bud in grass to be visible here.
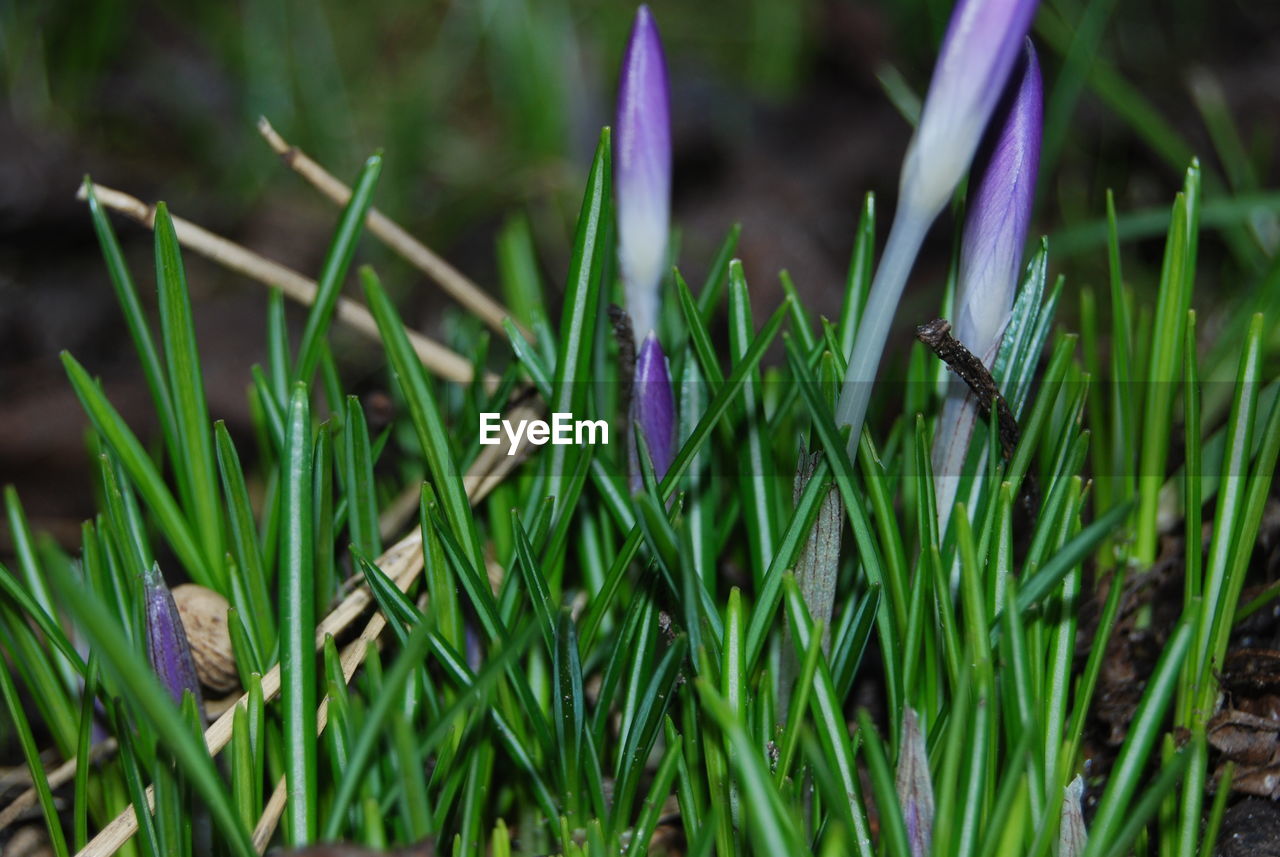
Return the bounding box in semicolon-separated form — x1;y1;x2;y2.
895;708;934;857
143;563;205;716
630;332;676;492
934;42;1042;530
836;0;1039;453
615;4;671;343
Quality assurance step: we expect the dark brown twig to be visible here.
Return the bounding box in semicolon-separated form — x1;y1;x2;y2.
915;318;1019;460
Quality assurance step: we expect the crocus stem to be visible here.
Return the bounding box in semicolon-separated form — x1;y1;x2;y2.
835;204;932;454
933;380;986;537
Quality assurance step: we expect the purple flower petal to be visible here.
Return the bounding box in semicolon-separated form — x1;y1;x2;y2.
143;563;205;715
954;40;1043;363
615;4;671;342
630;332;676;491
901;0;1040;219
932;41;1042;532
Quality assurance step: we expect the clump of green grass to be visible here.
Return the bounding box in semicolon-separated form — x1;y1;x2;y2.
3;40;1280;857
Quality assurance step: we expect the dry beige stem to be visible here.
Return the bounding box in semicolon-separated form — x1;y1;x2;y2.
75;181;490;388
257;117;527;341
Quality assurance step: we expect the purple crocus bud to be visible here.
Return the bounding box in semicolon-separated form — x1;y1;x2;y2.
901;0;1040;220
615;4;671;343
835;0;1039;453
895;708;934;857
933;43;1042;530
143;563;205;716
953;41;1041;367
630;332;676;492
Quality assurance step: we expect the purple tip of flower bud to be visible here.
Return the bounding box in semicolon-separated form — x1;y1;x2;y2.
895;707;934;857
954;39;1043;363
901;0;1040;219
143;563;205;715
615;4;672;343
629;332;676;492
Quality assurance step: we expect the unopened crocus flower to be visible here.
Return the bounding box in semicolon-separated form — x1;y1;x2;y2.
630;332;676;491
933;41;1043;530
895;708;934;857
616;6;677;491
615;4;671;344
835;0;1039;453
143;563;205;716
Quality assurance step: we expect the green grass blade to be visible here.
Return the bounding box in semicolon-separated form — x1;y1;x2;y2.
697;679;803;855
544;128;611;520
214;421;276;656
1083;613;1193;857
553;607;585;817
727;260;777;585
0;656;70;857
292;155;383;384
1135;165;1200;563
61;351;212;586
83;179;181;476
279;383;317;846
696;223;741;322
153;203;224;589
363;267;481;570
838;192;876;358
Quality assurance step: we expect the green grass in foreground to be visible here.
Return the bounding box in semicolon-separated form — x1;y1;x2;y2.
2;116;1280;857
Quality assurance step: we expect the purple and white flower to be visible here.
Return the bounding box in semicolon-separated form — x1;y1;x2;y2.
615;4;671;344
934;41;1042;528
836;0;1040;452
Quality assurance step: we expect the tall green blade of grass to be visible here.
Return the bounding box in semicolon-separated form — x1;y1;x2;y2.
292;154;383;384
154;203;226;591
838;192;876;358
344;395;383;558
65;366;210;584
543;127;611;527
1192;314;1265;712
363;267;482;570
1083;613;1193;857
697;679;804;855
83;180;181;477
312;421;336;609
279;382;317;846
553;608;585;821
0;656;70;857
1105;191;1136;520
1201;327;1280;710
727;261;778;586
214;421;276;657
1135;164;1200;564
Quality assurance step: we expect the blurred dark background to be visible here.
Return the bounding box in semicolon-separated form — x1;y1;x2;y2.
2;0;1278;547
